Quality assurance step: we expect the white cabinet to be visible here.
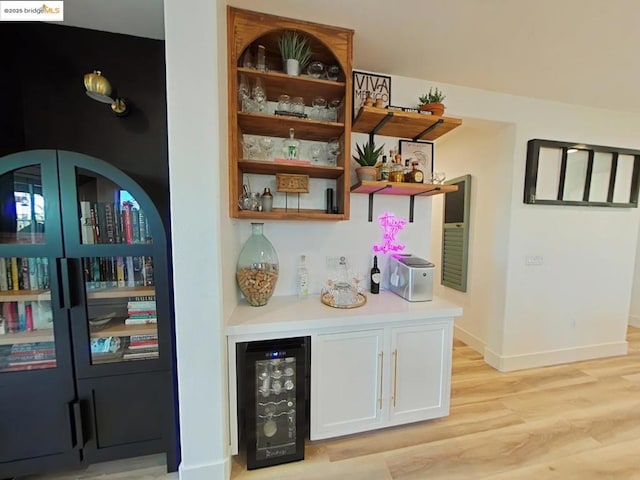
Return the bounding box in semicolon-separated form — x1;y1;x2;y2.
310;321;453;440
388;323;451;425
310;329;385;439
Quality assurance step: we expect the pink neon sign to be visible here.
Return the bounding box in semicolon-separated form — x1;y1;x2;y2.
373;212;407;253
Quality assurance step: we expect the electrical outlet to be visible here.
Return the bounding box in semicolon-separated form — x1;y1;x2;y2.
525;255;543;266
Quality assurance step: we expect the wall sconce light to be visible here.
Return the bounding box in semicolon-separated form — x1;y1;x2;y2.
83;70;129;116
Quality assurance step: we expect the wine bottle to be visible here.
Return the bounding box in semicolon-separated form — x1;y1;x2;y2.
370;255;380;294
298;254;309;299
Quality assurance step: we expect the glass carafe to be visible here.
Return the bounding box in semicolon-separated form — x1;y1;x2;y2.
236;223;279;306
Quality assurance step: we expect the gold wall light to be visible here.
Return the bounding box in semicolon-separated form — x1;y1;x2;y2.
83;70;129;116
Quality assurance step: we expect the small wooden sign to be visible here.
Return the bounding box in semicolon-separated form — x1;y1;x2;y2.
276;173;309;193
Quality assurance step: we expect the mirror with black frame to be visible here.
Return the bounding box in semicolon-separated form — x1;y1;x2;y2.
524;139;640;208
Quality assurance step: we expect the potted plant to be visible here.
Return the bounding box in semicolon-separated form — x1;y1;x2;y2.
353;141;384;182
278;30;312;76
418;87;446;116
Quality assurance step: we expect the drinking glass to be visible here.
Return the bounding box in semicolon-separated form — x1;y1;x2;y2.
432;172;446;184
309;143;325;163
326;99;341;122
307;61;325;78
291;97;305;115
277;94;291;112
311;97;327;120
326;65;340;81
252;78;267;112
259;137;274;160
241;136;259;159
326;138;341;165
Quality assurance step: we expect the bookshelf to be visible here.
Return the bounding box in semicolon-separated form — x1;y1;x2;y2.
0;149;177;476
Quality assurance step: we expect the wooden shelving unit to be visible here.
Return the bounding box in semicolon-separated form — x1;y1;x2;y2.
228;7;354;221
0;289;51;302
352;106;462;142
85;286;154;300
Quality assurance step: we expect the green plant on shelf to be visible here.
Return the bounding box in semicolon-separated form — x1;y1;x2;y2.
353;141;385;167
277;30;312;69
418;87;446;105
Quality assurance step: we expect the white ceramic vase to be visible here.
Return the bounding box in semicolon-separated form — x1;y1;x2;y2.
285;59;300;76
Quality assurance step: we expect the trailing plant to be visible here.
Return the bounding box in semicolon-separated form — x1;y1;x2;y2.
353;141;385;167
419;87;446;105
278;30;312;70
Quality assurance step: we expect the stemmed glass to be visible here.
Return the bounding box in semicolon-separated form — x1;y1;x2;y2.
431;172;446;184
241;136;259;159
259;137;274;161
326;138;341;165
309;143;325;163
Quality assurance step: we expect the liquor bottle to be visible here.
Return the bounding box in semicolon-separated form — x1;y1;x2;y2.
261;187;273;212
283;128;300;160
297;254;309;299
389;156;404;182
370;255;380;294
379;155;391;181
405;161;425;183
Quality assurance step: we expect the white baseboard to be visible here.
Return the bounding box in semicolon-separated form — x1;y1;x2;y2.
484;341;628;372
629;315;640;328
179;456;230;480
453;325;485;354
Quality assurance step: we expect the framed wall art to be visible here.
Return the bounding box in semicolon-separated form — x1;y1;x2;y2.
352;70;391;119
399;140;434;179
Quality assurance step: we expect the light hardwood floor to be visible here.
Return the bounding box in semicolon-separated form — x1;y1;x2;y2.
22;327;640;479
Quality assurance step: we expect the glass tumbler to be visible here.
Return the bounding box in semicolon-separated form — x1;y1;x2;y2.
311;97;327;120
291;97;305;115
277;94;291;112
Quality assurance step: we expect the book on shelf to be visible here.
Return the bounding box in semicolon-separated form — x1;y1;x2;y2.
122;201;134;244
123;350;158;360
80;200;94;244
0;258;7;291
130;334;158;342
3;360;57;371
127;301;156;309
125;317;157;325
128;341;158;350
128;295;155;302
10;257;19;291
127;311;157;318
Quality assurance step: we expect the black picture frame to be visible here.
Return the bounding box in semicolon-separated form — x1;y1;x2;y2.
352;70;391;119
524;139;640;208
399;139;434;180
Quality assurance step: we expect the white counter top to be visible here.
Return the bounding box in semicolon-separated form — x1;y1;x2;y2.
226;292;463;338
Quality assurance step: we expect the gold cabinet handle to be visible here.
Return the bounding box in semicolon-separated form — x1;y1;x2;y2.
378;351;384;410
392;349;398;408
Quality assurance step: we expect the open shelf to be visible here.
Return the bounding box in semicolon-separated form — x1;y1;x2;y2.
238;112;344;142
237;67;346;102
351;181;458;222
238;160;344;179
352;106;462;141
351;181;458;196
237;208;347;221
85;286;155;300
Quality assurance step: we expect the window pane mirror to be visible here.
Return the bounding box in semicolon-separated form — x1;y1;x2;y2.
524;139;640;207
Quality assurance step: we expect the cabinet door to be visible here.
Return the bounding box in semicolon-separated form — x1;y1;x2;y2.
388;322;452;425
310;329;384;440
0;153;79;476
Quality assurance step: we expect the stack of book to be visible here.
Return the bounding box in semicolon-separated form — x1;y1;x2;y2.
123;334;158;361
125;296;157;325
0;342;56;372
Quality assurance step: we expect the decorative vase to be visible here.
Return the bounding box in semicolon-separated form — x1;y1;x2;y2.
419;102;445;117
236;223;279;306
356;166;379;182
285;59;300;76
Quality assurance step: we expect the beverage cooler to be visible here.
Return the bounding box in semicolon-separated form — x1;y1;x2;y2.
242;337;307;469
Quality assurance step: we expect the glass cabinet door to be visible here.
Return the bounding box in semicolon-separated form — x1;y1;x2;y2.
84;255;158;365
0;256;55;373
0;165;46;245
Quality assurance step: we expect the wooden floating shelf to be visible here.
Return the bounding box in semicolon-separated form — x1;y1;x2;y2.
352;106;462;141
237;67;346;101
238;112;344;142
238;160;344;179
351;181;458;196
351;181;458;222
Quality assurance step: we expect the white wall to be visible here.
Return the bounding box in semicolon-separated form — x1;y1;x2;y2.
430;119;515;354
631;218;640;328
164;0;229;479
